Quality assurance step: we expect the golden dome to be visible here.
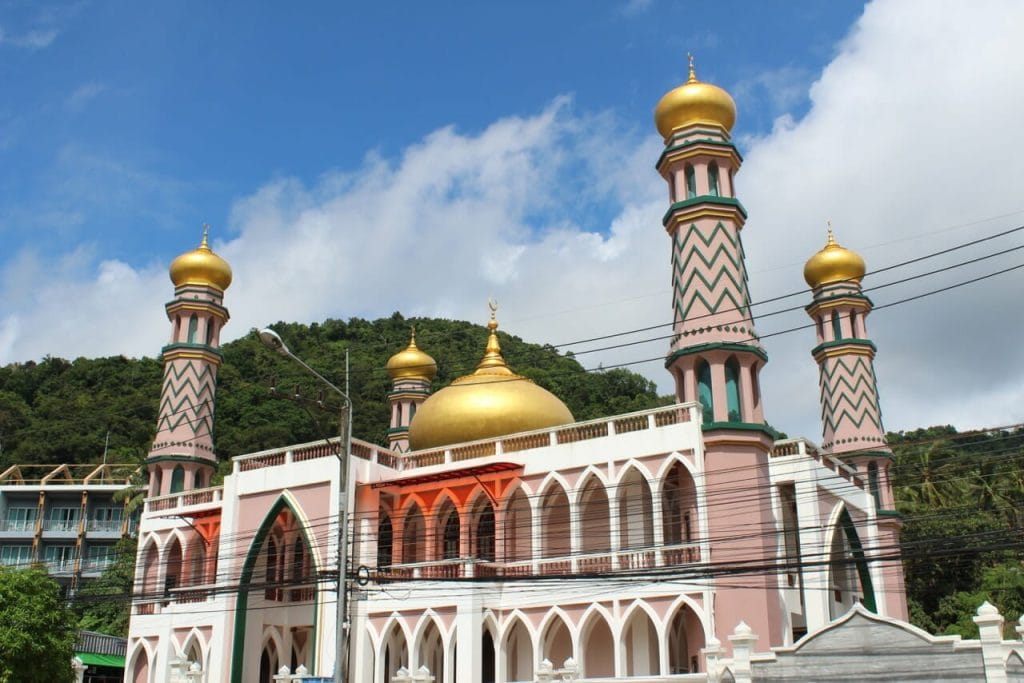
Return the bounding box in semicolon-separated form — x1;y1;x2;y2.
655;55;737;140
169;227;233;291
803;228;866;288
386;328;437;382
407;307;574;450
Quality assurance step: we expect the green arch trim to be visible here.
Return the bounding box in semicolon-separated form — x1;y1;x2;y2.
230;494;321;683
838;508;877;612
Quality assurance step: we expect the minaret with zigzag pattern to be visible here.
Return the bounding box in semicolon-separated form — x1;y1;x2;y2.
147;228;232;497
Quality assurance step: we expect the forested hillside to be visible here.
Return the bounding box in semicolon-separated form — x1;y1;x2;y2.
0;313;666;468
1;315;1021;638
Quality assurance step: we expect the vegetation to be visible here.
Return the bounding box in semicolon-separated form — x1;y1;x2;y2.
0;566;76;682
0;314;664;469
72;537;138;637
2;315;1022;639
890;426;1024;636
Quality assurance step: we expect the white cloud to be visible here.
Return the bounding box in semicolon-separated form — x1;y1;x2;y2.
3;0;1024;443
66;82;108;111
0;25;58;49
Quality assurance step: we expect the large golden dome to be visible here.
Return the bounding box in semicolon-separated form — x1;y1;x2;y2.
804;228;866;288
169;227;233;291
655;56;737;140
386;328;437;382
407;308;574;450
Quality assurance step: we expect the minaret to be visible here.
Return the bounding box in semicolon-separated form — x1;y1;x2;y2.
385;328;436;451
147;227;232;496
654;57;783;646
803;228;907;618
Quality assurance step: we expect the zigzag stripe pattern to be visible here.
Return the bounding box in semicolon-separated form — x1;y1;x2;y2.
155;359;218;439
818;355;884;442
671;222;754;327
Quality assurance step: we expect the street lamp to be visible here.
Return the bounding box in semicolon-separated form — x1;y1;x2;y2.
259;328;352;683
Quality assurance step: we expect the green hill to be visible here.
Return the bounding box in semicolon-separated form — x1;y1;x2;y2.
0;313;666;468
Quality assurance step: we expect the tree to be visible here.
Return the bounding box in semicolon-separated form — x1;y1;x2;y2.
0;566;76;683
73;537;137;637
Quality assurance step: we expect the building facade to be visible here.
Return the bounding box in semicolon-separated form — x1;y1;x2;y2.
126;63;911;682
0;463;135;589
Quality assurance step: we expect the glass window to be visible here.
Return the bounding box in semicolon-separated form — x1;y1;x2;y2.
3;507;37;532
442;509;460;560
86;544;115;571
685;165;696;198
708;162;720;196
170;466;185;494
47;507;79;532
44;545;76;572
725;358;742;422
831;311;842;340
868;463;881;510
0;545;32;567
186;314;198;343
696;360;713;425
89;507;123;532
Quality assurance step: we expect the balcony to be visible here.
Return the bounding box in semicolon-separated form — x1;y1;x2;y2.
41;519;80;537
377;542;701;581
144;486;224;516
85;518;134;537
0;518;37;535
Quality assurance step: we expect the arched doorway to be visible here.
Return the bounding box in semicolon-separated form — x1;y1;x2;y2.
580;611;614;677
381;622;408;683
666;603;704;674
481;629;496;683
504;618;533;683
621;607;659;676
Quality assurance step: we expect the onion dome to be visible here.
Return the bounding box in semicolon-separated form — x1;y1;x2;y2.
407;306;574;450
386;328;437;382
169;226;233;291
803;228;866;288
655;55;737;140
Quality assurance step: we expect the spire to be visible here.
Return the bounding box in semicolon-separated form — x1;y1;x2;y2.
200;223;210;250
476;299;511;373
687;53;698;83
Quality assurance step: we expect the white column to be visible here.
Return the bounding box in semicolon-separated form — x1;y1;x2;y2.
455;594;482;682
608;491;621;570
794;479;829;631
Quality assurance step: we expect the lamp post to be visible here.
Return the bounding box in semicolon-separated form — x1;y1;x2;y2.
259;328;352;683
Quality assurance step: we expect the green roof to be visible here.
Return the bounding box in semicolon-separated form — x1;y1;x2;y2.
76;652;125;668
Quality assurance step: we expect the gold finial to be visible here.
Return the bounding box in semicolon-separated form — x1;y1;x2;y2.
826;220;836;246
687;53;697;83
409;325;418;345
200;223;211;250
478;300;507;370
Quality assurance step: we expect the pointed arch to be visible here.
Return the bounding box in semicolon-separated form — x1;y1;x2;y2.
164;535;184;594
725;356;742;422
696;358;713;424
469;495;496;562
661;460;698;551
579;608;615;678
414;615;446;680
707;161;720;196
229;494;321;683
826;505;876;616
436;497;461;561
139;538;161;598
539;483;570;558
570;466;610;505
539;609;574;671
618;465;654;550
181;628;208;674
127;640;153;683
379;618;410;683
621;601;661;676
502;613;535;683
502;487;532;562
377;509;394;568
665;599;706;674
577;474;611;554
169;465;185;494
402;501;426;564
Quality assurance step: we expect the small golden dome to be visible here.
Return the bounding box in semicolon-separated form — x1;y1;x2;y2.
655;55;737;140
169;227;233;291
386;328;437;382
804;228;866;288
407;307;574;450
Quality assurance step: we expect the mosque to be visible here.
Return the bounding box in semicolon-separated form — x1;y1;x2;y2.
125;61;911;682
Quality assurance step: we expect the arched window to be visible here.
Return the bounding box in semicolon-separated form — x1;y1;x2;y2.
409;403;417;420
831;311;842;340
441;506;460;560
724;357;742;422
707;162;720;196
265;537;280;601
169;466;185;494
868;462;880;510
291;537;307;582
377;513;393;568
186;314;198;343
194;470;205;490
684;165;696;198
205;317;215;346
696;360;713;424
473;502;495;562
402;504;425;564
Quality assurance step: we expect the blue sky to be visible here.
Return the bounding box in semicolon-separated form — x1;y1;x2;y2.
2;1;860;265
3;0;1024;439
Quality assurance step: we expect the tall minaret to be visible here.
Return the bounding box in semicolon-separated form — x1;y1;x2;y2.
803;228;907;618
147;227;232;496
385;328;436;451
655;57;783;646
